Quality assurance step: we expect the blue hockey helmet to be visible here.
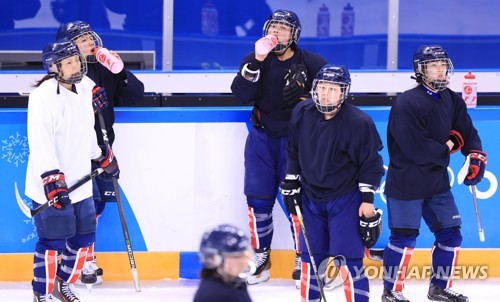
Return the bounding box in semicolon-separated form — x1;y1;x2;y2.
199;224;251;269
42;39;87;84
263;9;302;52
56;20;102;63
412;45;454;91
311;64;351;114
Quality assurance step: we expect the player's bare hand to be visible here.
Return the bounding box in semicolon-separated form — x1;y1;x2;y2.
359;202;375;218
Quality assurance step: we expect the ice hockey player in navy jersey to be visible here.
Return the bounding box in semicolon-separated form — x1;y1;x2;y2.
194;224;254;302
56;20;144;285
280;64;385;302
230;9;327;286
381;45;486;302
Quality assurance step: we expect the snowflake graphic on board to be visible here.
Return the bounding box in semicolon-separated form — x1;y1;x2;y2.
1;132;29;167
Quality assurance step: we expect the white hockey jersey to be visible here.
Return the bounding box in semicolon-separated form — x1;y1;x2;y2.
25;76;102;204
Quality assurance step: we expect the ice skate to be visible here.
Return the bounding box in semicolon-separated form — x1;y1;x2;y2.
33;292;54;302
52;276;80;302
427;283;469;302
247;248;271;285
382;287;410;302
292;252;301;289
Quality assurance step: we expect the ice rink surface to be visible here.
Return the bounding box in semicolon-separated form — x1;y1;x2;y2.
2;278;499;301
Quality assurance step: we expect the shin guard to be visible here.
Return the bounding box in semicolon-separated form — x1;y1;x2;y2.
58;243;88;284
247;198;275;249
337;258;369;302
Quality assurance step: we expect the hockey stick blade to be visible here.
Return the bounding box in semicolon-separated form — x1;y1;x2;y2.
365;248;384;262
14;168;104;218
457;155;470;185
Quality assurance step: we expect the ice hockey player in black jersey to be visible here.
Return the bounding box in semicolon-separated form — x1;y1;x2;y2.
231;9;327;286
381;45;486;302
280;64;385;302
56;20;144;285
194;224;254;302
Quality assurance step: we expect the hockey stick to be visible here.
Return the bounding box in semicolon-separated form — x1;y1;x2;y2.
14;168;104;218
294;198;328;301
95;110;141;292
471;185;485;242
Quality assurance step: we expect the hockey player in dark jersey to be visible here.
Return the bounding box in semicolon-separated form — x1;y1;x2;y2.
280;64;385;302
56;20;144;285
230;9;327;286
194;224;254;302
381;45;486;302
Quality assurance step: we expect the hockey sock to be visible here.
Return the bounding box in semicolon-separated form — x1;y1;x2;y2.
431;227;462;289
300;253;328;302
337;258;369;302
86;242;95;262
33;242;58;295
383;231;417;291
58;243;88;284
247;197;275;249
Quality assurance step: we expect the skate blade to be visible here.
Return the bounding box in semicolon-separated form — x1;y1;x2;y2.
247;270;270;285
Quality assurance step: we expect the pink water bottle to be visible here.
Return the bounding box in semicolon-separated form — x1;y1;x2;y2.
94;47;124;74
255;35;278;56
462;71;477;108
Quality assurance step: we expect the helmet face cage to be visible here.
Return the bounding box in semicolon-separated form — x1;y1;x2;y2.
413;45;454;91
263;10;301;53
311;64;351;114
56;21;103;63
416;58;454;91
43;40;87;85
312;80;350;114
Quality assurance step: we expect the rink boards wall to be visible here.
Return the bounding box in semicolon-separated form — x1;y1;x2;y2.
0;106;499;281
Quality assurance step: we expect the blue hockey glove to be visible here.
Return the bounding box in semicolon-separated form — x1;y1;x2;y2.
283;64;308;109
279;174;302;215
92;86;108;113
464;150;487;186
41;169;71;209
94;145;120;178
449;130;464;154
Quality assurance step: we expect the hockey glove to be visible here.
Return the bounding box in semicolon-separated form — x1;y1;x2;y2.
359;209;383;248
448;130;464;154
92;86;108;113
464;150;487;186
41;169;71;209
96;174;117;202
279;174;302;215
94;145;120;178
283;64;308;109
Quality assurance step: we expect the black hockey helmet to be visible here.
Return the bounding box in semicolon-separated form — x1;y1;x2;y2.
312;64;351;114
56;20;103;63
42;39;87;84
412;45;454;91
263;9;302;52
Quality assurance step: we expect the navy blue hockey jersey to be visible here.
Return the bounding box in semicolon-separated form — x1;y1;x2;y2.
193;275;252;302
385;85;482;200
231;48;327;137
286;100;384;202
87;62;144;146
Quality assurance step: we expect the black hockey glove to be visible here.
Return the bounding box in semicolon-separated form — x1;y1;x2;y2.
449;130;464;154
283;64;308;109
279;174;302;215
41;169;71;209
92;86;109;113
464;150;487;186
359;209;383;248
94;145;120;178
